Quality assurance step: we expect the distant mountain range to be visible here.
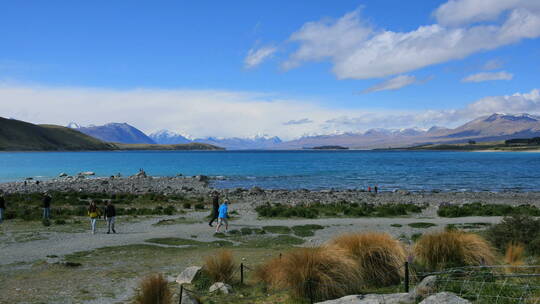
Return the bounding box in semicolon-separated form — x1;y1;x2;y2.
66;113;540;150
68;122;156;144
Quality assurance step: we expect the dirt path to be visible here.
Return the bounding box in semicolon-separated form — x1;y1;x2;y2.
0;211;503;265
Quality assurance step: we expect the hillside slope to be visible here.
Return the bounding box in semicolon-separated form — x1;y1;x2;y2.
0;117;114;151
71;123;156;144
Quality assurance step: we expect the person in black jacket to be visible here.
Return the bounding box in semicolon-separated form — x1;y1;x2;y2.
104;201;116;234
208;192;220;227
0;191;5;224
42;192;52;219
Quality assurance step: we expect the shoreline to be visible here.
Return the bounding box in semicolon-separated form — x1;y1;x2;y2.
2;175;540;207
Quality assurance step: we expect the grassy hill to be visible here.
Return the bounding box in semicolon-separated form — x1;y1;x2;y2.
0;117;224;151
0;117;115;151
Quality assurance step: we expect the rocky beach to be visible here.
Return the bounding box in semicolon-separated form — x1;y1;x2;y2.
2;174;540;208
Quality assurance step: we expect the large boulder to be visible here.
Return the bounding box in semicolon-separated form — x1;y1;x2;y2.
419;292;470;304
410;275;438;300
175;266;202;285
209;282;232;294
316;293;414;304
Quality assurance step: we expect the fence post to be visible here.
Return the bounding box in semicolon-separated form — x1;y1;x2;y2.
404;261;410;293
178;284;183;304
240;263;244;285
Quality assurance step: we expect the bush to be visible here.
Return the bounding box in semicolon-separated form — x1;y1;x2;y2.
438;203;540;217
203;249;236;284
413;230;495;271
486;214;540;255
408;222;437;228
163;205;175;215
54;219;67;225
183;202;192;209
504;243;525;268
328;232;407;287
42;219;51;226
194;203;205;210
134;273;171;304
256;247;362;301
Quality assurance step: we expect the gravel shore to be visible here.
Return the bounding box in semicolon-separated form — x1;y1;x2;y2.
2;175;540;208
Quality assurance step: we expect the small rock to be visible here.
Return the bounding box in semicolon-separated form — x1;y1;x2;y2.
209;282;232;294
58;173;68;177
410;275;437;300
419;292;470;304
79;171;95;176
176;266;201;285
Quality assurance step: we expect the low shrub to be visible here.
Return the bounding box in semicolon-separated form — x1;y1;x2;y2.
292;224;324;237
183;202;192;209
408;222;437;229
133;273;171;304
413;230;495;271
256;247;362;301
438;202;540;217
263;225;291;234
194;203;205;210
486;214;540;255
328;232;407;287
54;219;67;225
504;243;525;267
203;249;236;284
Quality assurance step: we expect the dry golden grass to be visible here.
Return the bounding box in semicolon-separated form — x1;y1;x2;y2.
413;230;495;271
203;249;237;284
327;232;407;287
133;273;171;304
255;247;362;301
505;243;525;266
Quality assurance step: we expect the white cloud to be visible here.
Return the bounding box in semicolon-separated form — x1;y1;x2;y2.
462;71;513;82
482;59;504;70
2;84;539;140
362;75;419;93
434;0;540;27
244;45;277;69
283;118;313;125
279;1;540;79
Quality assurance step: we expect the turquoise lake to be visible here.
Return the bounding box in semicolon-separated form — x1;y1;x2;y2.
1;150;540;191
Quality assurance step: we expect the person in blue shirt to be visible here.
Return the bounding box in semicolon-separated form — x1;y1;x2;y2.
215;200;229;233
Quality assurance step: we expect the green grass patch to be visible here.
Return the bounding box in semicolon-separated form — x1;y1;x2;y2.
145;237;233;247
263;225;292;234
390;224;403;227
291;224;324;237
438;202;540;217
256;202;423;219
408;222;437;228
239;235;304;248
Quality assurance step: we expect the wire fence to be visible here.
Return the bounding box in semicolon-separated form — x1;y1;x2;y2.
415;265;540;303
177;261;540;304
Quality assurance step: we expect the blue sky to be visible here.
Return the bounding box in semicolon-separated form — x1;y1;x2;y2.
1;0;540;139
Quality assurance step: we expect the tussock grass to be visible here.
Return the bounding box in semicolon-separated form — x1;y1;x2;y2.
413;230;495;271
255;247;362;301
203;249;237;284
134;273;171;304
328;232;407;287
504;243;525;273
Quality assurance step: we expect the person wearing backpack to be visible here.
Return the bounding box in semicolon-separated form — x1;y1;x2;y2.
88;201;102;234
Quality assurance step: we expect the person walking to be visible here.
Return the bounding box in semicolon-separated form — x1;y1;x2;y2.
208;192;220;227
42;192;52;219
215;200;229;233
374;186;379;194
88;201;102;234
0;191;5;224
104;201;116;234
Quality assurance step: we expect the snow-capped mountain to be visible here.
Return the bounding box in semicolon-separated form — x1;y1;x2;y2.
149;130;191;145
